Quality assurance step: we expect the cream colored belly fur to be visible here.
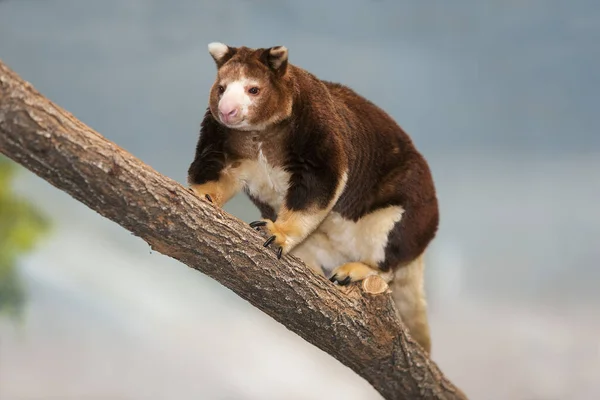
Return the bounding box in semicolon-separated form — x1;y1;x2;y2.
236;151;403;278
290;207;403;278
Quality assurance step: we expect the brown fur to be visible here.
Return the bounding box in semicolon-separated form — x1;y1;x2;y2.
209;49;294;131
188;44;439;354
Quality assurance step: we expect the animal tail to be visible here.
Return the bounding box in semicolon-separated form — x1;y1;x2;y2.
389;252;431;354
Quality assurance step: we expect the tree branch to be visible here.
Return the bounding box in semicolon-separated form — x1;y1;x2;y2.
0;60;466;400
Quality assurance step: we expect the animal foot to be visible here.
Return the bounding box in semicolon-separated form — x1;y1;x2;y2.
330;262;379;286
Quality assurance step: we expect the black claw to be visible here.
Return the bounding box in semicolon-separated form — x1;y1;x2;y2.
263;235;276;247
250;220;267;229
277;247;283;259
338;276;352;286
188;187;194;192
205;194;213;203
329;274;352;285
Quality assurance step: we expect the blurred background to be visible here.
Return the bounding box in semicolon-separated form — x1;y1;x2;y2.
0;1;599;399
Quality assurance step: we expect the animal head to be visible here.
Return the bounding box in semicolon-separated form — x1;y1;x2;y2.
207;42;294;131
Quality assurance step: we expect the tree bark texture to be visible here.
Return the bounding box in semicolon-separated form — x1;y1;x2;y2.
0;60;467;400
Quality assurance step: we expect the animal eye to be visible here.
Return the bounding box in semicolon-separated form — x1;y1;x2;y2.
217;85;225;94
248;87;260;95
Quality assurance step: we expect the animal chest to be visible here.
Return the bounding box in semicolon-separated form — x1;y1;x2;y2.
236;146;291;212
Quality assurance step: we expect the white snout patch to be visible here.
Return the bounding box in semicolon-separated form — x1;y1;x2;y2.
219;78;257;129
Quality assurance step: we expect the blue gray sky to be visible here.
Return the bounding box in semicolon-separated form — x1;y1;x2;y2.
1;1;599;399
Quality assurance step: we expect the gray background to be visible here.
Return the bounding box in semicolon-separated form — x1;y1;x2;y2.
1;1;599;399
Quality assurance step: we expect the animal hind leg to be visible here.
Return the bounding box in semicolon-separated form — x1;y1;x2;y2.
329;257;431;354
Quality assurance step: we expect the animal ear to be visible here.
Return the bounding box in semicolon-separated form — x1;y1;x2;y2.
263;46;288;73
208;42;237;67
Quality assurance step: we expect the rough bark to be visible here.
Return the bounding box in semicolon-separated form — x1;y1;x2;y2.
0;60;467;400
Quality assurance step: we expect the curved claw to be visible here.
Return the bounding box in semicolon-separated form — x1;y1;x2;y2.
329;274;352;286
277;247;283;259
263;235;276;247
338;276;352;286
205;194;213;203
250;220;267;229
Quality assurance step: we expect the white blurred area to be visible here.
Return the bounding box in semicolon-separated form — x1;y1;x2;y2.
2;175;382;400
1;1;599;399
